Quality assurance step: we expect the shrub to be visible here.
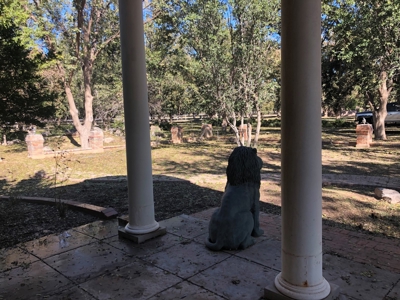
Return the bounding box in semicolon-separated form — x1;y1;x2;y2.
204;119;223;127
159;122;173;131
261;118;281;127
322;119;354;129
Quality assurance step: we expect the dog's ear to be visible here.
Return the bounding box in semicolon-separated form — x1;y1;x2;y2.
252;148;257;154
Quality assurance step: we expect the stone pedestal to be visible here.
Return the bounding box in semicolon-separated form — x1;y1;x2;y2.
356;124;373;148
201;124;213;138
25;134;44;159
89;128;104;150
171;126;183;143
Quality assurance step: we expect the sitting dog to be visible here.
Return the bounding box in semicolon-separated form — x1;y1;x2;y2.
206;146;264;251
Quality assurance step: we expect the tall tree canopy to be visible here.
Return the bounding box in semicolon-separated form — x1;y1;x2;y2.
146;0;280;145
323;0;400;139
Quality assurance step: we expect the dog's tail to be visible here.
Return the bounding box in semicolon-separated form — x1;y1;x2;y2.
205;237;223;251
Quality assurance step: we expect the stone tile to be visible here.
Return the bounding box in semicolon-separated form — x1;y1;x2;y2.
0;247;38;272
149;281;226;300
190;207;217;221
79;259;181;300
47;286;97;299
190;256;279;300
73;219;118;240
159;215;208;239
20;230;96;259
144;240;230;279
386;279;400;300
323;254;400;300
235;237;281;271
193;232;209;245
43;241;135;284
105;232;187;258
0;260;71;300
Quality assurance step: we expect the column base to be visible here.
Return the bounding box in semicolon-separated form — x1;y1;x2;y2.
265;281;340;300
125;220;160;234
118;216;166;244
118;225;166;244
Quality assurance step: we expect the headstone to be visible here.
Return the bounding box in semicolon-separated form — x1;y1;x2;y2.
104;137;114;144
200;124;213;138
89;128;104;149
239;124;252;141
25;133;44;159
150;125;161;136
356;124;373;148
221;119;228;132
171;126;183;144
374;188;400;204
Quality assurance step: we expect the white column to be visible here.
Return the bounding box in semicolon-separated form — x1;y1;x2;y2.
118;0;159;234
274;0;331;299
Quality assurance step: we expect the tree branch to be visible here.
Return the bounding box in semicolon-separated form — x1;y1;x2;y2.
93;31;120;59
144;11;161;25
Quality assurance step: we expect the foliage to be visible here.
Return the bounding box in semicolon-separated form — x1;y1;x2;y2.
321;118;354;129
158;121;173;132
261;118;281;128
92;40;124;129
145;0;206;119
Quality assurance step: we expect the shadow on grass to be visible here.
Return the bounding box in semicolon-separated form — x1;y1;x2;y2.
65;135;81;147
153;142;282;175
2;143;26;153
322;158;400;177
0;174;225;222
0;179;7;190
0;174;227;249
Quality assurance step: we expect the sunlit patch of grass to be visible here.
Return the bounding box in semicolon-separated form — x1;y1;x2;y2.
322;186;400;239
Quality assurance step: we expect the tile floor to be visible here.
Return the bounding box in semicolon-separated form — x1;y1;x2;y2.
1;209;400;300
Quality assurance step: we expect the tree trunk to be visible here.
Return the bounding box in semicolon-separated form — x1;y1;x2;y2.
373;110;386;140
373;71;391;140
81;59;94;148
226;115;241;146
240;115;245;146
246;117;252;147
253;107;261;148
65;84;92;149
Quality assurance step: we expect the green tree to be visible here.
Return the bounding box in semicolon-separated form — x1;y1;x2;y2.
146;0;280;145
0;0;55;142
144;0;206;122
92;40;124;129
323;0;400;139
227;0;280;146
